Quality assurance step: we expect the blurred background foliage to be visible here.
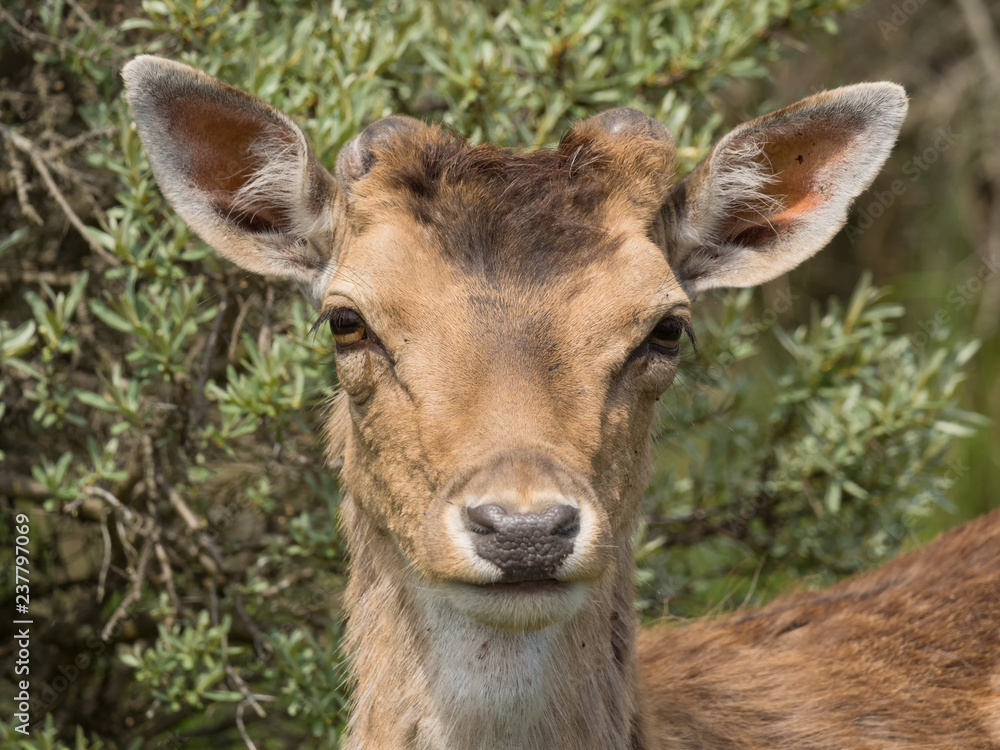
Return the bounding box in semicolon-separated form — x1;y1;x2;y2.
0;0;997;747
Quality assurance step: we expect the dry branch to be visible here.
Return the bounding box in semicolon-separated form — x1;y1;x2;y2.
1;124;119;266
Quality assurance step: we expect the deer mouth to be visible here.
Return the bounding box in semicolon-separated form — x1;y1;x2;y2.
472;579;566;594
442;579;589;632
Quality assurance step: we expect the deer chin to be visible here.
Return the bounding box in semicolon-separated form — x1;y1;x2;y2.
439;579;589;633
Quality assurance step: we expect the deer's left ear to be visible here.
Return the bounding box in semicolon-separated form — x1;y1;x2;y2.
663;83;908;295
123;56;342;306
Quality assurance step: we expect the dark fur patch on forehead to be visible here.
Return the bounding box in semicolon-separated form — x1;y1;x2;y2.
355;125;673;281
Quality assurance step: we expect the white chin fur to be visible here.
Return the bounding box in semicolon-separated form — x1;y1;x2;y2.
440;581;588;632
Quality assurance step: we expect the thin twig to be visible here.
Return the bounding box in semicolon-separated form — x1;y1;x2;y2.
208;579;220;625
29;145;117;263
236;702;258;750
101;534;154;641
214;589;268;726
0;270;85;287
86;485;134;522
158;477;227;576
97;507;113;603
230;665;267;720
194;288;229;427
0;7;101;61
224;626;268;721
86;485;137;567
116;511;138;570
163;479;204;532
257;568;315;598
233;590;267;658
228;296;254;364
141;433;159;502
55;125;118;156
64;0;127;57
207;584;267;725
4;137;43;225
154;540;181;623
257;284;275;352
1;125;119;266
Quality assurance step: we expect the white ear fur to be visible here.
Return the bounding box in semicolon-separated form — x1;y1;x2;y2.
665;82;909;295
123;55;340;306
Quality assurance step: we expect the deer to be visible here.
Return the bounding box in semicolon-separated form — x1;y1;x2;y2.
122;55;1000;750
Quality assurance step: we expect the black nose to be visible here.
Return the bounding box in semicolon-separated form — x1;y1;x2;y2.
465;504;579;581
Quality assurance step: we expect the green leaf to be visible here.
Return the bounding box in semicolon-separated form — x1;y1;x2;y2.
0;320;37;358
119;652;142;669
0;226;29;259
64;272;91;317
76;390;119;412
824;480;842;513
933;420;979;438
202;690;245;703
90;299;135;333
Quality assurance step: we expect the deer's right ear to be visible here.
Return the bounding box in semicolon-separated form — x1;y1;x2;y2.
123;56;341;305
661;83;908;296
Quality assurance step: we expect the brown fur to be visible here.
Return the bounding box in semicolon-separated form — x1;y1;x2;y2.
640;510;1000;749
122;57;998;749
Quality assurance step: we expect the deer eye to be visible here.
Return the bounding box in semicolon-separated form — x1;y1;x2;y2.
328;308;367;348
648;317;685;355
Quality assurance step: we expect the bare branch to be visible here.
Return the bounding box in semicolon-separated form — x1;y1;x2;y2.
0;7;102;61
101;534;154;641
236;702;259;750
194;287;229;427
4;137;43;225
155;540;181;624
97;507;113;603
64;0;127;58
1;124;119;266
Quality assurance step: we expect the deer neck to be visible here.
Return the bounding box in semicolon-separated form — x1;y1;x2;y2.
341;493;643;750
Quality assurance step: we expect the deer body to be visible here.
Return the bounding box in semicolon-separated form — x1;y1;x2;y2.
640;507;1000;749
123;56;1000;749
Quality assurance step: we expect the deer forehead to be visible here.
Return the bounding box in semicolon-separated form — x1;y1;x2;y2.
351;120;678;224
325;199;683;378
325;132;685;353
